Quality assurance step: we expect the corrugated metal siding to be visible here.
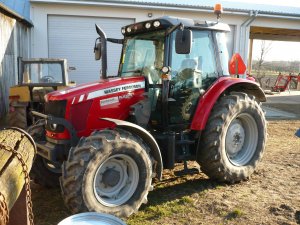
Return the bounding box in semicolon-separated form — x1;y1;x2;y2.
30;0;300;17
0;12;30;119
102;0;300;16
48;15;134;84
0;12;15;119
16;22;29;58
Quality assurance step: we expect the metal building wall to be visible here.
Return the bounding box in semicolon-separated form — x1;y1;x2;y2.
0;12;30;119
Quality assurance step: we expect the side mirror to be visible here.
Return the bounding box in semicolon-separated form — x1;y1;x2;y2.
229;53;246;77
175;29;192;54
94;42;102;60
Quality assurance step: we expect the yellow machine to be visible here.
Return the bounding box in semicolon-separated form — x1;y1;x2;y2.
8;58;75;128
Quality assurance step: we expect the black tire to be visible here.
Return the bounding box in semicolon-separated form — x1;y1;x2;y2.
61;128;153;217
8;106;27;129
28;120;61;188
197;92;267;183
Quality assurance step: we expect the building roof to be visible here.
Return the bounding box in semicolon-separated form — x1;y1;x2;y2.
0;0;33;26
105;0;300;17
31;0;300;18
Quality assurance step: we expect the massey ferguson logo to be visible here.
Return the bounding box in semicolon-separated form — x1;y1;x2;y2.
121;84;142;90
87;81;145;100
103;84;143;95
104;87;121;95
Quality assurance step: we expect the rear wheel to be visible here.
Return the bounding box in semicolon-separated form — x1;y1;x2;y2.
197;92;267;183
61;128;153;217
28;120;61;188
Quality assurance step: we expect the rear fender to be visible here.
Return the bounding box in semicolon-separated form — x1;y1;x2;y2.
191;77;266;131
9;86;30;102
101;118;163;180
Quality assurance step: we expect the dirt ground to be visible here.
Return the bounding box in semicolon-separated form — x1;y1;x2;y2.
30;119;300;225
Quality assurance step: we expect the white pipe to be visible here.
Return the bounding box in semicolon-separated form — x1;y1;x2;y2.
240;12;258;60
238;11;258;78
257;13;300;20
239;11;254;57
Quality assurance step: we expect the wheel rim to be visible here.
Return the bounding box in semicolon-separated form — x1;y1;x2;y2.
42;158;61;174
93;154;139;207
225;113;258;166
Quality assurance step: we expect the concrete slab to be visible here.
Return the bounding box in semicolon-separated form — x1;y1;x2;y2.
262;105;298;120
265;90;300;104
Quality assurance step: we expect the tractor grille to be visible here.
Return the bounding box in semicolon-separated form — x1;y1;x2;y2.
45;100;67;132
70;100;92;131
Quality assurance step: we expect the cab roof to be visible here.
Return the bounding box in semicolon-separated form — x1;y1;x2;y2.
122;16;230;36
159;16;230;31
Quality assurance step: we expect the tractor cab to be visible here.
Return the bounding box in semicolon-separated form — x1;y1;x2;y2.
10;58;70;102
95;16;231;129
8;58;74;128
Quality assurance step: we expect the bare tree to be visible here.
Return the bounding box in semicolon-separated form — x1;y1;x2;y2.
254;40;272;87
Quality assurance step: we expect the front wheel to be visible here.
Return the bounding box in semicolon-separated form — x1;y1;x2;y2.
61;128;153;217
197;92;267;183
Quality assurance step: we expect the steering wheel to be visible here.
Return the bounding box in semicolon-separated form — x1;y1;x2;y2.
177;68;195;81
142;67;160;84
41;76;55;83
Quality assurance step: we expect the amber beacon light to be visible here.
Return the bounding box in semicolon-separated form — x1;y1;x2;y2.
214;3;223;21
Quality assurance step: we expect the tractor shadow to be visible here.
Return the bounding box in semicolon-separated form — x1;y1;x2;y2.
143;168;224;208
131;168;228;222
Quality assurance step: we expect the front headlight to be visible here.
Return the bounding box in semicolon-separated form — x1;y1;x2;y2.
50;123;57;130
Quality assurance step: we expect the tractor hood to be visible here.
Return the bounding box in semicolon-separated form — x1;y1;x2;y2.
45;76;146;103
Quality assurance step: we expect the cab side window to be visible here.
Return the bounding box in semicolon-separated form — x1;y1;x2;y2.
169;30;218;123
171;30;218;88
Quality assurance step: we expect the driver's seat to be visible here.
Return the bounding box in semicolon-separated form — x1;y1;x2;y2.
178;58;198;80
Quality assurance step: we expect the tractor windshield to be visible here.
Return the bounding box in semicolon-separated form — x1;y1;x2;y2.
21;60;66;85
120;30;165;83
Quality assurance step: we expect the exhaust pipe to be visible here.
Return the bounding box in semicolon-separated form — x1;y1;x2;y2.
95;24;107;79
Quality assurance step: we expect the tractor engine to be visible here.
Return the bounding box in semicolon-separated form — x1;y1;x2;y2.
39;76;146;161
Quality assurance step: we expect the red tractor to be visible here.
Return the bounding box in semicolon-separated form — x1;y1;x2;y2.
29;9;267;217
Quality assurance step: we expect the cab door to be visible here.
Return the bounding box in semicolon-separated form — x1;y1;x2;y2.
169;30;219;124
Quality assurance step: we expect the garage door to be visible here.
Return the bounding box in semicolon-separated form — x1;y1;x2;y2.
48;16;134;84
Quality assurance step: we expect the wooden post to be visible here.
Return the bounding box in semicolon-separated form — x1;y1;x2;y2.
0;128;35;210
